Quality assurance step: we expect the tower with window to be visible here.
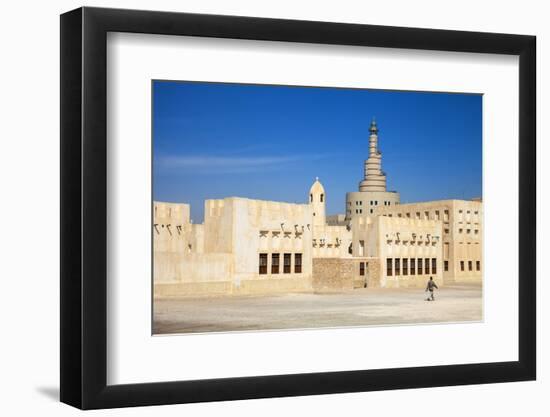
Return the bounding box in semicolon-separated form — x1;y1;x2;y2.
309;177;326;226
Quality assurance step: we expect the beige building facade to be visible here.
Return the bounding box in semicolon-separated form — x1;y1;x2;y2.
373;199;483;283
153;119;482;297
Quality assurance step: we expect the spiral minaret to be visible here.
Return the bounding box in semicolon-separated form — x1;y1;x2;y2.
344;117;400;222
359;118;387;192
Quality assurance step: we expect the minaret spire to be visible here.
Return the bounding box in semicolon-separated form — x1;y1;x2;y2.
359;117;387;192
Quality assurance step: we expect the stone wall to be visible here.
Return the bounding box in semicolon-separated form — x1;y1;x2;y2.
312;258;355;291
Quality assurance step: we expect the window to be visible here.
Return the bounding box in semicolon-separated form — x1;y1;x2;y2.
320;194;324;202
476;260;480;271
444;260;449;271
295;253;302;273
271;253;279;274
375;201;378;205
459;228;463;233
406;212;411;218
403;258;408;276
424;211;429;219
467;229;471;234
370;209;373;214
416;212;421;219
444;210;449;221
432;258;437;274
435;210;440;220
398;213;402;218
284;253;291;273
370;201;373;206
460;261;465;271
424;258;429;275
359;262;365;276
259;254;268;275
444;228;449;234
468;261;473;271
395;258;401;276
417;258;423;275
387;258;393;276
310;194;313;202
475;229;479;235
410;258;416;275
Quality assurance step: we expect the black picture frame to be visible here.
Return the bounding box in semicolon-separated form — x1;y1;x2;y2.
60;6;536;410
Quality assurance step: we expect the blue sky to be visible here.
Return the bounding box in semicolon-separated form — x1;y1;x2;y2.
153;81;482;223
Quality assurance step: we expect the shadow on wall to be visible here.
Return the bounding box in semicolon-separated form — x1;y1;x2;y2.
35;386;59;402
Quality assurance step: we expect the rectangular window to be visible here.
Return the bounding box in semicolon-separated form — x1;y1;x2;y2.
424;211;429;219
444;210;449;221
476;260;480;271
424;258;430;275
271;253;280;274
259;253;268;275
386;258;393;276
418;258;423;275
435;210;440;220
359;262;365;276
403;258;408;276
432;258;437;274
284;253;291;273
406;213;411;218
295;253;302;273
395;258;401;276
444;260;449;271
410;258;416;275
416;212;421;219
460;261;465;271
468;260;473;271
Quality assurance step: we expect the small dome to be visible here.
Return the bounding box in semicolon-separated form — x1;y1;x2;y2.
309;177;325;195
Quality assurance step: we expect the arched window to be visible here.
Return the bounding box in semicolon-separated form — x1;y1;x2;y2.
310;194;313;202
320;194;324;202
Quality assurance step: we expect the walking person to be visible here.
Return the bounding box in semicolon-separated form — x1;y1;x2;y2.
425;276;438;301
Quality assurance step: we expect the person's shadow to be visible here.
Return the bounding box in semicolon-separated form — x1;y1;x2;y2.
36;386;59;401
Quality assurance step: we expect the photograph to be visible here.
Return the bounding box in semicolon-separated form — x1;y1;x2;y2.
152;81;483;335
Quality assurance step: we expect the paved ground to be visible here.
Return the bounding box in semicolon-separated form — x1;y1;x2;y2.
153;283;482;334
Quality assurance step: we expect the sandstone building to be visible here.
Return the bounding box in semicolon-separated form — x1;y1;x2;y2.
153;119;482;297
